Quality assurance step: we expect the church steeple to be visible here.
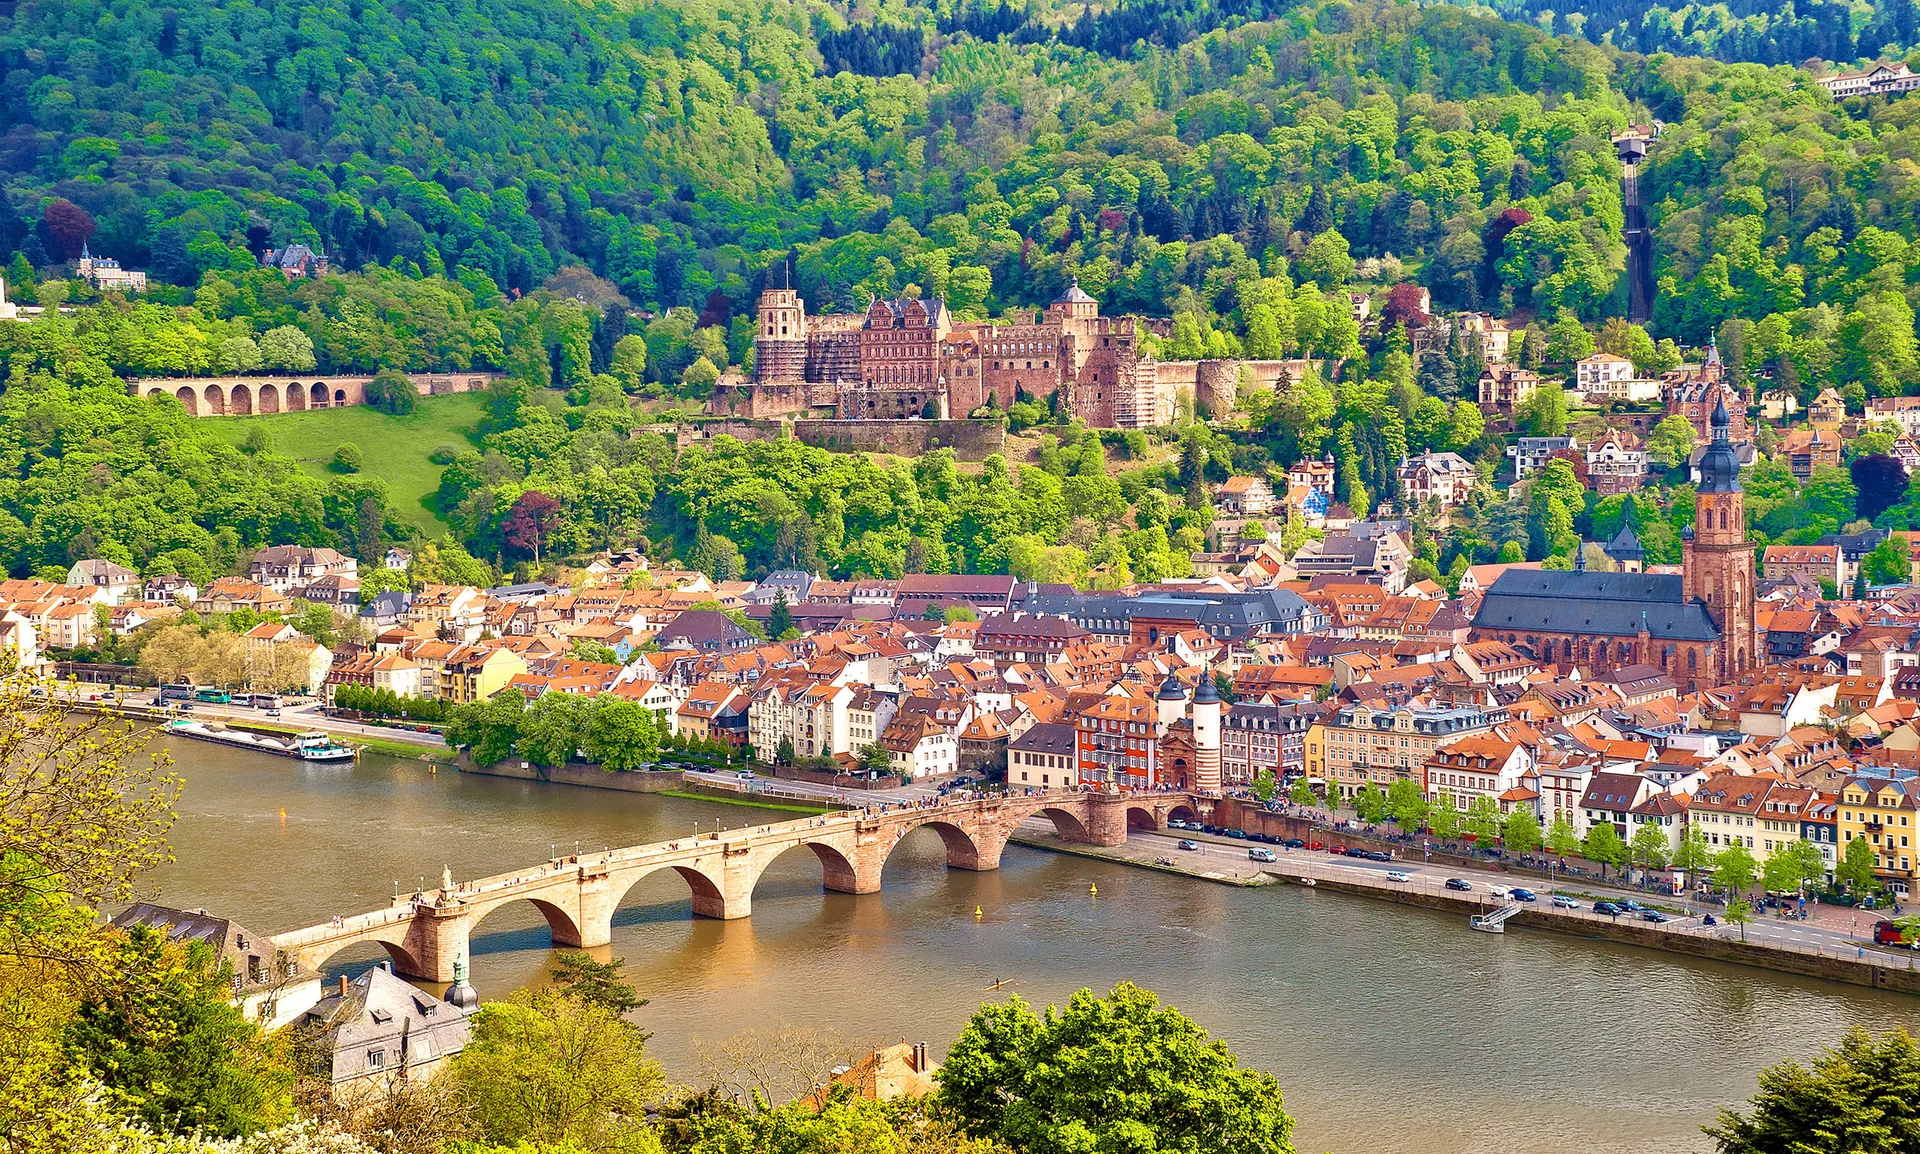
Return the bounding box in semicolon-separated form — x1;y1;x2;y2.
1684;388;1756;684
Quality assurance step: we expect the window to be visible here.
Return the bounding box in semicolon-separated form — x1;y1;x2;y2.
367;1049;386;1070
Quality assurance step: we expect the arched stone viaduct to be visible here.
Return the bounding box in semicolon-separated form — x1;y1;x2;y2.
270;790;1215;982
129;372;497;417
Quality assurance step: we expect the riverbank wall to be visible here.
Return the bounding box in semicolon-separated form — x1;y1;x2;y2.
459;755;683;793
1014;829;1920;998
1297;872;1920;996
457;756;847;811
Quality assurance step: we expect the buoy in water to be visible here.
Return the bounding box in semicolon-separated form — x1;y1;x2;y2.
974;905;983;919
279;808;286;818
1089;882;1098;896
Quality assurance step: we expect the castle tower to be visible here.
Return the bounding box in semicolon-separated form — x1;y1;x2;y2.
1190;677;1222;794
754;287;808;384
1683;394;1757;682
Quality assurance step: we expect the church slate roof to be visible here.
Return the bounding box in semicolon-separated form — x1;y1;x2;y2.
1471;570;1722;642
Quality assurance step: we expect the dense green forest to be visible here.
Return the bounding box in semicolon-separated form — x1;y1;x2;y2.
5;0;1920;588
1463;0;1918;67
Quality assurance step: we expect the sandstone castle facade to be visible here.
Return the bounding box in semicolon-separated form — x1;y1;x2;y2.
709;283;1307;429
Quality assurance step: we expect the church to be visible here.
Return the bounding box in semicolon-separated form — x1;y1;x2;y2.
1471;396;1757;692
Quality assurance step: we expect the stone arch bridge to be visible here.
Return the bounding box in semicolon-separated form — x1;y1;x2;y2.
271;789;1211;982
129;372;497;417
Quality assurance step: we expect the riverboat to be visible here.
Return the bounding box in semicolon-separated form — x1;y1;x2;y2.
164;718;357;762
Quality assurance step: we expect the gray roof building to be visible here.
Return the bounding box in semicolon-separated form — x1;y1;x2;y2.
1019;587;1325;641
1471;570;1722;642
301;965;475;1086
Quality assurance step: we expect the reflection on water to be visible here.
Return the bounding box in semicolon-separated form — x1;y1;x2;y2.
147;738;1917;1154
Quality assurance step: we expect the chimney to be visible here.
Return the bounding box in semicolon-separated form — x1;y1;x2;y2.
337;974;349;998
912;1041;928;1072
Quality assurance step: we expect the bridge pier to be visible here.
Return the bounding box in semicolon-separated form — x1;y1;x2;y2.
572;871;615;949
1087;794;1131;847
398;904;471;983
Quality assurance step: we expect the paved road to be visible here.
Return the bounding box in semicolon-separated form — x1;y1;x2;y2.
1126;826;1919;962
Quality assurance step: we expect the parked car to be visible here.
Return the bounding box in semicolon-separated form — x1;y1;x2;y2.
1328;845;1348;855
1385;870;1411;882
1508;888;1538;902
1344;848;1371;859
1593;901;1622;916
1444;877;1473;892
1249;848;1277;863
1551;895;1580;909
1281;838;1306;849
1366;850;1393;862
1178;839;1200;851
1227;829;1248;840
1642;910;1670;924
1306;841;1324;851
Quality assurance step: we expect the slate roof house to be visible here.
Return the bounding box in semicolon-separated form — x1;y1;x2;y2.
656;609;756;653
301;965;476;1091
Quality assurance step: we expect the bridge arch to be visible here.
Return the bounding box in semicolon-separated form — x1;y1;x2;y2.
1126;804;1164;832
204;383;227;415
173;385;198;415
750;837;868;897
291;930;424;981
1168;804;1200;825
1037;806;1091;842
309;382;328;408
464;893;586;951
259;382;280;413
287;382;307;411
230;383;253;415
608;859;734;921
880;818;993;873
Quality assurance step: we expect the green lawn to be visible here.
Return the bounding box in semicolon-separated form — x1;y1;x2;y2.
210;393;488;536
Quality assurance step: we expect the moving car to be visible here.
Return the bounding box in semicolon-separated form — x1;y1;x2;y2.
1508;888;1538;902
1178;839;1200;851
1249;848;1277;863
1385;870;1411;882
1642;910;1670;924
1593;901;1622;916
1551;895;1580;909
1617;899;1647;913
1444;877;1473;892
1487;885;1511;899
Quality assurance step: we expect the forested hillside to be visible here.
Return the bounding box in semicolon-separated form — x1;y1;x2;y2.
6;0;1918;334
5;0;1920;587
1459;0;1917;67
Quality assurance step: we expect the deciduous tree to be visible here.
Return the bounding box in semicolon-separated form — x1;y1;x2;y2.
938;982;1294;1153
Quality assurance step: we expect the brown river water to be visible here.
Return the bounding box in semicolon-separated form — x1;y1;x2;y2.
142;738;1918;1154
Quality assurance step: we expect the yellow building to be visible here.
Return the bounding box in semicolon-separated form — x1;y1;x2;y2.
438;644;528;705
1313;700;1494;798
1838;775;1920;892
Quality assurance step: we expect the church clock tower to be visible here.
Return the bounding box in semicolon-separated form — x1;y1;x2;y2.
1683;395;1757;681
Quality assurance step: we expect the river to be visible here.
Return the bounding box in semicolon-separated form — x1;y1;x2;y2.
145;739;1917;1154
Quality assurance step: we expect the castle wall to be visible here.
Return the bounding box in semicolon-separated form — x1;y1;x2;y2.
793;419;1004;460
